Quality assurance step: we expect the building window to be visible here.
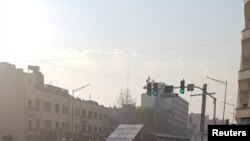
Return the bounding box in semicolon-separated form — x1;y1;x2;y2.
62;105;65;114
44;120;52;130
88;125;92;132
82;110;86;118
77;108;81;117
99;113;103;120
62;123;65;130
66;106;68;115
94;112;97;119
82;125;86;132
36;119;40;129
242;118;250;125
44;101;51;112
88;111;92;119
56;122;60;129
94;126;97;132
35;99;40;111
75;108;81;116
55;104;60;113
99;127;102;133
28;120;32;130
243;103;248;108
75;124;78;132
28;99;32;110
66;123;68;131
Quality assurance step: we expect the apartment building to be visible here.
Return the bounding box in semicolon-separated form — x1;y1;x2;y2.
141;82;189;137
236;0;250;124
157;93;189;136
0;63;26;141
0;62;114;141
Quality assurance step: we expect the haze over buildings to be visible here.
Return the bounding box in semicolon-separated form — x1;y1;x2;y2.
0;0;243;124
0;63;116;141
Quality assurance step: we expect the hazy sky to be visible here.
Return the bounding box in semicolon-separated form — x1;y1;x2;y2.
0;0;244;122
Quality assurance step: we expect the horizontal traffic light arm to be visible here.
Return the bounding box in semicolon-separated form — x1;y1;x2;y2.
190;92;215;96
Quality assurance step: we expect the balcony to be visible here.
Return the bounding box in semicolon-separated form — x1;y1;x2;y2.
242;28;250;41
26;128;40;132
235;107;250;119
239;68;250;81
25;107;39;117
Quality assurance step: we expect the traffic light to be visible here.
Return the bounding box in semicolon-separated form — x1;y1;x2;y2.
165;85;174;93
147;82;152;96
180;79;185;94
153;83;158;96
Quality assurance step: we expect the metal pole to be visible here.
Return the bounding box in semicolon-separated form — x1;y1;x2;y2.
72;90;74;137
206;76;227;124
222;81;227;124
200;84;207;141
233;104;235;124
214;98;216;125
233;110;235;124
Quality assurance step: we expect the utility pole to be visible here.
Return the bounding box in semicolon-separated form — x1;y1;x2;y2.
200;84;207;141
190;84;216;141
222;101;235;124
206;76;227;123
213;98;217;125
223;81;227;123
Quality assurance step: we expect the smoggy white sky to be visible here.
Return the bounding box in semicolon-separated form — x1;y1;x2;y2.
0;0;244;122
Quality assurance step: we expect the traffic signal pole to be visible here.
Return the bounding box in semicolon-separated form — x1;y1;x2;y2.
145;79;216;140
190;84;216;141
201;84;207;141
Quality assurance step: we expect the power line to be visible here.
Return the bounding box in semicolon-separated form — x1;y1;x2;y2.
31;39;239;82
6;39;239;82
153;39;240;78
153;47;198;78
43;62;145;81
9;39;239;63
189;97;214;116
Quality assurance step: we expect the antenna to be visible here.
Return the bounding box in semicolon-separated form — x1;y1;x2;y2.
126;68;129;104
127;68;129;91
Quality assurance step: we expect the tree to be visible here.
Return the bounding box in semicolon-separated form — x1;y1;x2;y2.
117;88;135;107
130;108;154;133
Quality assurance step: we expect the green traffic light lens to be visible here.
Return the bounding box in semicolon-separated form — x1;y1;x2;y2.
180;89;184;94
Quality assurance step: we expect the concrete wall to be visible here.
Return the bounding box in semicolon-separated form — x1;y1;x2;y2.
141;93;156;108
0;63;26;141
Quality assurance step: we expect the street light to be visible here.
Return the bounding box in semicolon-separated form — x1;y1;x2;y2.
206;76;227;123
71;84;90;137
72;84;90;98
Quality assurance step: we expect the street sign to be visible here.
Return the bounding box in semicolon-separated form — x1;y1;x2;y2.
187;84;194;91
165;85;174;93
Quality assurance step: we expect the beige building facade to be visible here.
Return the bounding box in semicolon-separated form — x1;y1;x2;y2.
0;62;114;141
236;0;250;124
